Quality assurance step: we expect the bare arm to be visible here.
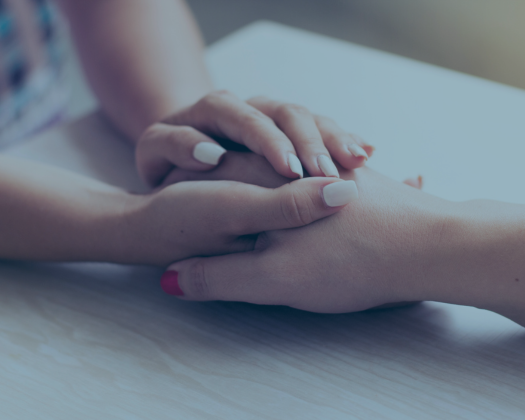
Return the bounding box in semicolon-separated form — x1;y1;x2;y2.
57;0;213;141
0;155;351;265
427;199;525;326
0;156;131;262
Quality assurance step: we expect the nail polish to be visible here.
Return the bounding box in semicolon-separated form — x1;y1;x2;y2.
348;144;369;160
323;180;359;207
193;142;227;165
160;271;184;296
318;155;339;178
288;154;303;178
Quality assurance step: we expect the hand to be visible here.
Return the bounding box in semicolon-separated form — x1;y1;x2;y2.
159;163;445;312
161;154;525;327
121;176;359;266
135;90;374;187
162;150;422;190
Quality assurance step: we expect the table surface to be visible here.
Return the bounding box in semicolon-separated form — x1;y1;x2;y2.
2;21;525;420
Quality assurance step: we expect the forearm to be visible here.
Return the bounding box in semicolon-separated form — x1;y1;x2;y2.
424;200;525;325
58;0;213;142
0;156;136;263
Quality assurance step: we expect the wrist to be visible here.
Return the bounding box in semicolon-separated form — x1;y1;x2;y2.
95;192;154;265
108;191;178;267
421;200;525;325
72;188;141;264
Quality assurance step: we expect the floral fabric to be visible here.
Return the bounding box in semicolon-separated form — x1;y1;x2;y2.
0;0;67;148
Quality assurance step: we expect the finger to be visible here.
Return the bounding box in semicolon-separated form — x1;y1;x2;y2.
248;96;338;178
136;123;226;187
231;177;359;235
166;91;302;179
161;152;289;189
314;116;374;170
157;177;357;238
403;175;423;189
161;253;288;305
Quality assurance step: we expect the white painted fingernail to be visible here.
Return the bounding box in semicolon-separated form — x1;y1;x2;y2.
193;142;226;165
323;180;358;207
348;144;369;160
318;155;339;178
288;154;303;178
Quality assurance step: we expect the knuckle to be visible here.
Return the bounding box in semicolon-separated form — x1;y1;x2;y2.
244;108;268;124
322;128;351;147
170;125;196;142
322;130;343;146
315;114;336;124
248;95;269;104
174;125;196;136
185;259;210;300
213;89;235;97
315;115;336;126
139;123;162;145
240;110;269;135
280;188;315;227
276;103;310;120
202;89;236;106
164;126;198;155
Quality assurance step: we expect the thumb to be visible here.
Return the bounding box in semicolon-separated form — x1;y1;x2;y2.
234;177;359;235
160;252;287;305
136;123;227;187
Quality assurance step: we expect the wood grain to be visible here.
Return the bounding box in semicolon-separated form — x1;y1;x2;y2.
1;259;524;419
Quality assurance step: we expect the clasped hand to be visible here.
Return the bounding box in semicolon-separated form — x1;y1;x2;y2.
134;91;435;313
131;90;370;265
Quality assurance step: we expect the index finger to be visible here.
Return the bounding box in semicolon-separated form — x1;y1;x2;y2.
162;252;287;305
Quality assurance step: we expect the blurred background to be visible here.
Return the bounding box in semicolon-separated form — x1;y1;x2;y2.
66;0;525;118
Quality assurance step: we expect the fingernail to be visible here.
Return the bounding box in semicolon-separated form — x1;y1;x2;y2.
323;180;359;207
288;154;303;178
193;142;226;165
348;144;369;160
160;271;184;296
318;155;339;178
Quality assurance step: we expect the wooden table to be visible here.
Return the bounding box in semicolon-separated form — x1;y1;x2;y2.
2;22;524;419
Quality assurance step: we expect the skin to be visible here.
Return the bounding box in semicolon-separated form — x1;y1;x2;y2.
0;155;351;266
57;0;373;186
56;0;212;140
162;153;525;328
2;0;370;294
8;0;523;327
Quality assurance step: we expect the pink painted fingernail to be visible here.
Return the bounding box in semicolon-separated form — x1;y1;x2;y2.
160;271;184;296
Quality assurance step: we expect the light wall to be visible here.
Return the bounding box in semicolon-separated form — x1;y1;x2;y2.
65;0;525;120
347;0;525;89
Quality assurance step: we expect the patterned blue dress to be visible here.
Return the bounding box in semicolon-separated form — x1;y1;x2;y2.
0;0;67;148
